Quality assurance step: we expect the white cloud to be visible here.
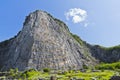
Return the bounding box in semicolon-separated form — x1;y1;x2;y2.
65;8;87;23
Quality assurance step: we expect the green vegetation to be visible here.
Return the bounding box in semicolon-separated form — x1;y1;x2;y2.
0;68;118;80
2;62;120;80
71;34;83;45
54;18;70;32
43;68;51;73
62;70;115;80
8;68;19;78
96;62;120;70
21;69;42;80
105;45;120;51
97;45;120;51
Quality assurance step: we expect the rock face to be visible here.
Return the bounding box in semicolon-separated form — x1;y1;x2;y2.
0;10;97;71
1;10;120;71
88;45;120;63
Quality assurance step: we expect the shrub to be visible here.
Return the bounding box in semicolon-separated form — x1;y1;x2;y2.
95;62;120;70
71;34;83;45
43;68;50;73
83;64;88;69
20;68;40;79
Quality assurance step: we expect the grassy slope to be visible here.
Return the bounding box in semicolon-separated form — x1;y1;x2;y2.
1;68;117;80
96;62;120;70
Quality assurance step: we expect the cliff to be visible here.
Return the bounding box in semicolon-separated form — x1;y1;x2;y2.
0;10;97;71
0;10;120;71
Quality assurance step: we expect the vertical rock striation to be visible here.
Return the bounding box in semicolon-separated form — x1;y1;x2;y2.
0;10;104;71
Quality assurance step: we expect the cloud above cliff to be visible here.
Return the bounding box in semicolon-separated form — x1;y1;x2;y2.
65;8;87;24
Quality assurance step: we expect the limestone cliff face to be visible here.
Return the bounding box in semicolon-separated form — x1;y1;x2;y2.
0;10;97;71
88;45;120;63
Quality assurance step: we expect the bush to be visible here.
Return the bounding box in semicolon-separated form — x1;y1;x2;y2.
95;62;120;70
20;68;40;79
83;64;88;69
43;68;50;73
71;34;83;45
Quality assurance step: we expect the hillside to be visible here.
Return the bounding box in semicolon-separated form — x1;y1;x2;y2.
0;10;120;72
0;10;96;71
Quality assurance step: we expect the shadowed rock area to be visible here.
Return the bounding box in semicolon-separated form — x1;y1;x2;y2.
0;10;120;71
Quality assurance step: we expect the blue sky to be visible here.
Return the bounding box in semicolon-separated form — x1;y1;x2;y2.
0;0;120;47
